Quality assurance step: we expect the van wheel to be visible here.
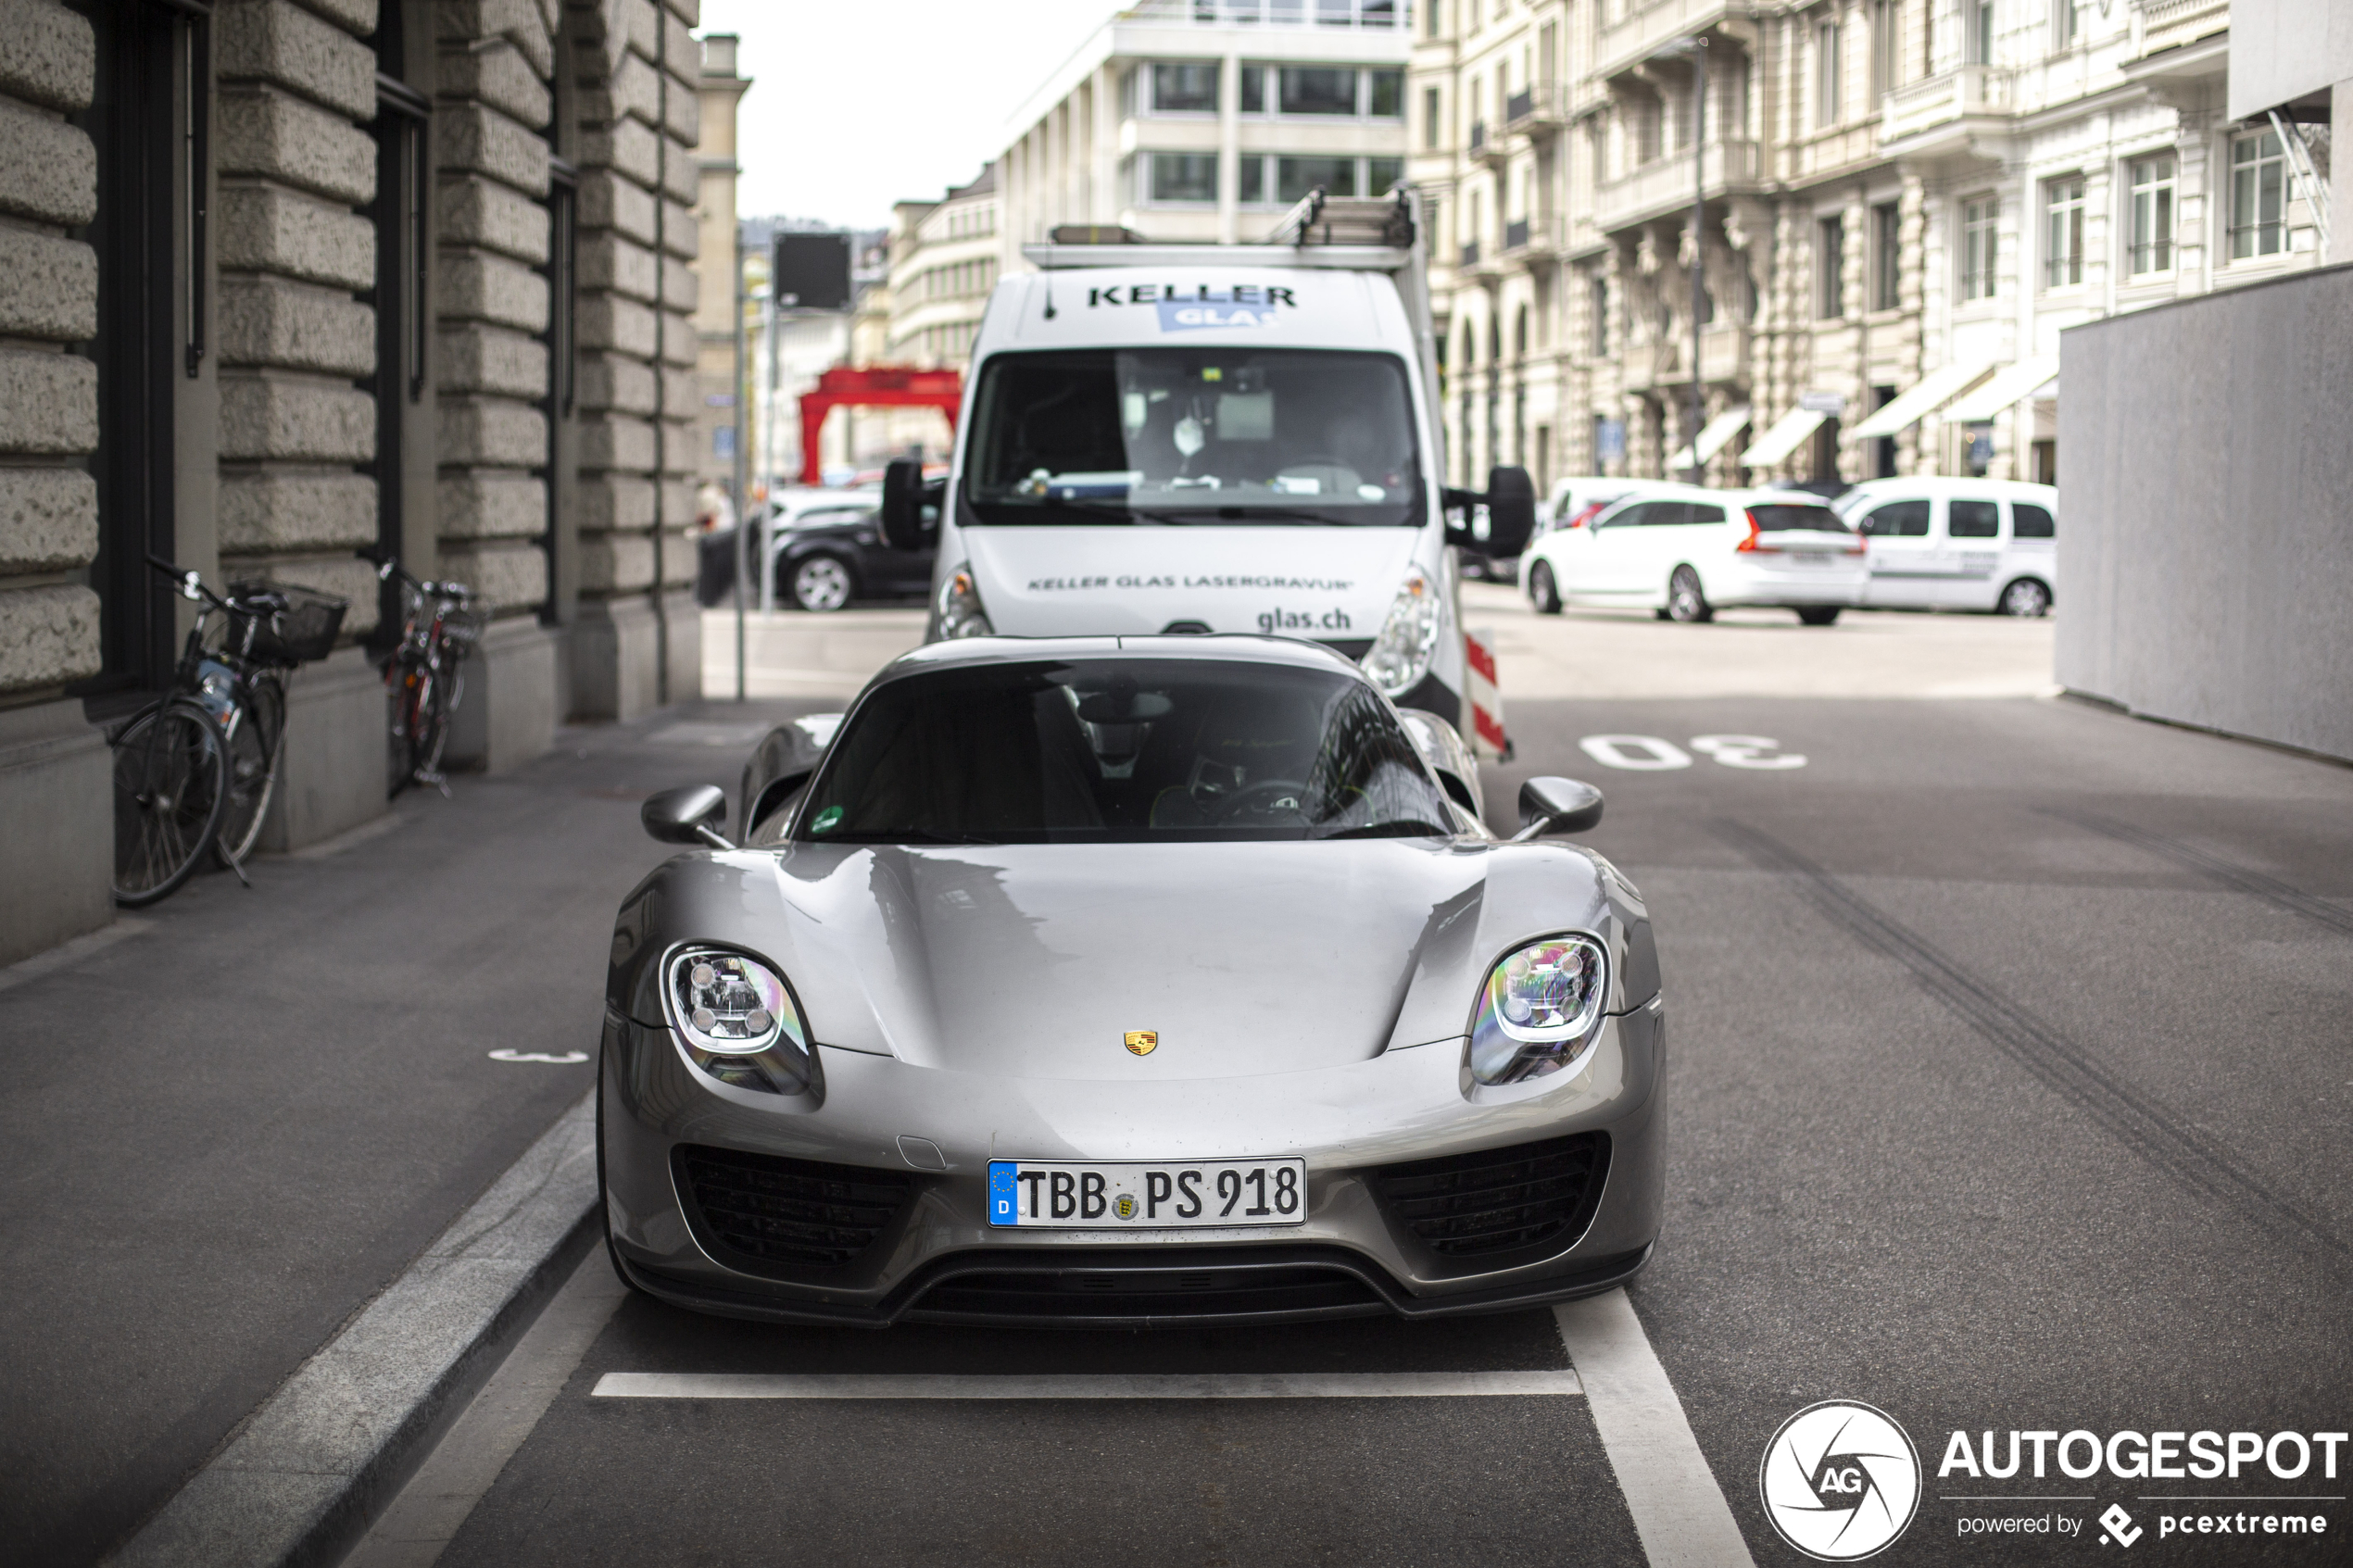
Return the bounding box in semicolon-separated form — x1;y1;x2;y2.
1529;561;1563;615
1997;578;2052;618
1666;567;1713;623
1796;606;1842;626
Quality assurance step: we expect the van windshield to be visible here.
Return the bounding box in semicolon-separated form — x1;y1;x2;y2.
962;349;1424;527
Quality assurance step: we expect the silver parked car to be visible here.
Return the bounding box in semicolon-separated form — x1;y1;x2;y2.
605;635;1665;1326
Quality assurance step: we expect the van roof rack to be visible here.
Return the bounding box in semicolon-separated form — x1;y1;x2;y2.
1023;187;1421;273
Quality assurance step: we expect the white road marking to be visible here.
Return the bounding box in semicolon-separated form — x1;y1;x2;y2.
1688;734;1807;770
1579;734;1696;771
486;1048;589;1064
592;1370;1584;1401
343;1248;631;1568
1554;1292;1757;1568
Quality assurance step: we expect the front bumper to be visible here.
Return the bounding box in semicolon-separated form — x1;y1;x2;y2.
599;997;1667;1327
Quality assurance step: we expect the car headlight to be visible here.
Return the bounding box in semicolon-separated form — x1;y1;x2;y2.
935;566;993;638
1362;564;1442;696
664;947;817;1096
1466;935;1610;1085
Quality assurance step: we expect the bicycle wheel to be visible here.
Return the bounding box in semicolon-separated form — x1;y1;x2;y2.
112;699;230;907
409;662;454;785
216;673;286;865
388;660;427;798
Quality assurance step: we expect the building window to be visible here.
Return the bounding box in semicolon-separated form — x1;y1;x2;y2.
1872;201;1901;310
1369;68;1403;117
1279;66;1358;115
2053;0;2075;46
1148;152;1218;203
1428;0;1442;37
1424;85;1441;148
1591;275;1609;356
1241;65;1265;113
2043;175;2084;288
1816;20;1840;126
1818;215;1845;318
1871;0;1895;99
1151;62;1218;114
1960;194;1998;300
1239;157;1266;204
1969;0;1994;64
2229;130;2288;259
1277;155;1358;200
2127;154;2174;275
1369;156;1403;194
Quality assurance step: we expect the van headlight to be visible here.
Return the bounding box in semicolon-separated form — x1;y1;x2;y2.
1362;564;1442;696
934;566;993;638
1466;935;1609;1085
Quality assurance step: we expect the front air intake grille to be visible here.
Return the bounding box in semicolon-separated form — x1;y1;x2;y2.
910;1261;1383;1323
672;1144;913;1270
1369;1133;1608;1258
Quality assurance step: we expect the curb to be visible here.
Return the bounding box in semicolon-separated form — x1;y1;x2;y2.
106;1090;600;1568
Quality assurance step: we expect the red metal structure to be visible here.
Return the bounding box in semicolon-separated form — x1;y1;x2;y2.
798;365;963;483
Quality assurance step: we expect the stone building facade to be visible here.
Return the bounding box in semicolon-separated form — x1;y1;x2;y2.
0;0;709;966
1411;0;2327;495
691;31;745;511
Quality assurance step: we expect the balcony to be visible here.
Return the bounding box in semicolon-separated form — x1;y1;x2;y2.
1880;66;2015;149
2132;0;2229;58
1501;214;1567;258
1467;119;1508;167
1504;82;1568;137
1594;139;1763;232
1458;240;1480;269
1595;0;1740;81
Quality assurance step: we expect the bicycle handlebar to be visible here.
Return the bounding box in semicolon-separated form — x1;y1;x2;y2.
355;546;472;602
146;555;292;617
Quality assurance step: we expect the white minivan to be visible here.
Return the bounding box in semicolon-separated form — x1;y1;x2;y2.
1836;478;2058;615
1521;483;1869;624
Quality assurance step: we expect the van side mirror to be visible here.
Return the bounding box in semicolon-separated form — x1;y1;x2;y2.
643;784;734;849
1512;776;1604;840
880;458;941;552
1481;466;1536;557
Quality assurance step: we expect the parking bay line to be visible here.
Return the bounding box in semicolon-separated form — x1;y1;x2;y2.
592;1369;1584;1400
1554;1293;1758;1568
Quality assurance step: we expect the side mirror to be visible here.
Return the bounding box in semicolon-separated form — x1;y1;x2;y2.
881;458;940;552
642;784;734;849
1481;466;1536;558
1513;776;1604;840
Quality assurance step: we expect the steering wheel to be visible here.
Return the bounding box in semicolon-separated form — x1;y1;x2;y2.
1209;779;1310;824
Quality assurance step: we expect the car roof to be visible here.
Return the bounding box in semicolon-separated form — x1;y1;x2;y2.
882;633;1370;681
1839;477;2058;497
1596;483;1835;506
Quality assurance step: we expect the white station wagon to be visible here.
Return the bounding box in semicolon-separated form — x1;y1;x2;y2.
1836;478;2059;616
1521;483;1869;625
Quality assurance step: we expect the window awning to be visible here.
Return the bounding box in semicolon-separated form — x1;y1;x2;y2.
1736;407;1826;469
1847;359;1997;439
1943;356;2061;423
1667;407;1753;470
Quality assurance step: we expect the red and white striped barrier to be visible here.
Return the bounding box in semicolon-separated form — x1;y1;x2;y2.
1465;629;1512;762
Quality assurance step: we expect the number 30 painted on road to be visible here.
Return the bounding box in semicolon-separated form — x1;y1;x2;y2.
1577;734;1807;771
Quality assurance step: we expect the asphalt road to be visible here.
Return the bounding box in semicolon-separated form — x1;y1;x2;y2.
364;608;2352;1567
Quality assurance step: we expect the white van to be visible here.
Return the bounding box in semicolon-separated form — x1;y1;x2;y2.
1836;478;2058;615
879;195;1531;746
1521;483;1868;624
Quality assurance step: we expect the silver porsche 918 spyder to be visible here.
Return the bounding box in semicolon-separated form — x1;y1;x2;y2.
601;634;1664;1326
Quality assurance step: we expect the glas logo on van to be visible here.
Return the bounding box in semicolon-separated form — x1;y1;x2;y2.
1084;283;1297;333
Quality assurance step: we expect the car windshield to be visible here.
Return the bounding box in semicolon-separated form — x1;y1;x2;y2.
962;349;1424;527
795;658;1454;844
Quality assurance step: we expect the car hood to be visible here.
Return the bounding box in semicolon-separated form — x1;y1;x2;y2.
957;526;1420;641
765;840;1497;1081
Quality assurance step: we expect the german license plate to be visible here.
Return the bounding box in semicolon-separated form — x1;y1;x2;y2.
987;1159;1306;1228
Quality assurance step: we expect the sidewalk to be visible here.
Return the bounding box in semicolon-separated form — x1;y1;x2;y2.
0;692;824;1564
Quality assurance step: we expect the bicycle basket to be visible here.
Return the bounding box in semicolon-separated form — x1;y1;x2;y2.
438;603;488;651
231;582;348;665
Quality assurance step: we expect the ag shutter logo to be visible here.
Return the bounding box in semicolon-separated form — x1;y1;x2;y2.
1760;1400;1923;1562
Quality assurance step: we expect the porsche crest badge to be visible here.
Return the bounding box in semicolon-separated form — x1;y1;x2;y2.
1123;1031;1158;1056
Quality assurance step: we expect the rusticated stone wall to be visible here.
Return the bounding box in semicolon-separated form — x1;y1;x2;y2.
214;0;383;631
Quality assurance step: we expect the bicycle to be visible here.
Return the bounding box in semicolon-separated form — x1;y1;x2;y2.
363;548;483;798
110;557;346;906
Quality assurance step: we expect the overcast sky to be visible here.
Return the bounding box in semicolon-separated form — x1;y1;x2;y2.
697;0;1120;231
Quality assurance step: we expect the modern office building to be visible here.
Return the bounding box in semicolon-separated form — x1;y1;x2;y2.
997;0;1415;256
1412;0;2330;492
0;0;711;965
